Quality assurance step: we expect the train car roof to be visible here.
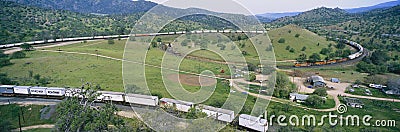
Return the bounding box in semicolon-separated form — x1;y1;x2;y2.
0;85;16;88
14;86;32;89
125;93;158;100
160;98;194;106
98;91;124;95
30;86;48;89
199;104;234;115
46;87;66;90
240;114;268;123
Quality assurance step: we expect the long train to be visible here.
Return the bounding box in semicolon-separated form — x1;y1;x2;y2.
294;39;365;67
0;85;268;132
0;30;265;49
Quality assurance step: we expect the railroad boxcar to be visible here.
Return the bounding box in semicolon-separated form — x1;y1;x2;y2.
0;85;15;96
97;91;125;102
14;86;31;95
239;114;268;132
46;87;66;97
65;88;85;98
125;93;159;107
30;87;47;96
199;105;235;123
160;98;194;112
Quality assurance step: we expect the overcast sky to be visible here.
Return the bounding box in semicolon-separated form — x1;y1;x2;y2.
145;0;394;14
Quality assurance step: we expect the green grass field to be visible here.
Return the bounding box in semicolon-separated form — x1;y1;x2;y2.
269;25;342;61
0;104;55;130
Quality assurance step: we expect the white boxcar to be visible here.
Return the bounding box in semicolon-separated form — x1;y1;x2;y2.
46;87;66;96
0;85;15;95
97;91;125;102
125;94;159;106
14;86;31;95
199;105;235;123
30;87;47;95
239;114;268;132
160;98;194;112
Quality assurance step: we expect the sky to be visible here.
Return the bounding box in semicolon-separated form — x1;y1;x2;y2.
145;0;394;15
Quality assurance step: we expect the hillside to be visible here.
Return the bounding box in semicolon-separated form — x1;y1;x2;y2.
5;0;157;14
345;0;400;13
0;1;245;44
268;25;342;61
273;7;354;26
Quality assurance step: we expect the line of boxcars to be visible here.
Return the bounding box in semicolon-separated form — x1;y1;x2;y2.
295;39;364;67
0;85;268;132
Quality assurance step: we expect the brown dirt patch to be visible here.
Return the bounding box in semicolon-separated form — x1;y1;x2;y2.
167;74;217;86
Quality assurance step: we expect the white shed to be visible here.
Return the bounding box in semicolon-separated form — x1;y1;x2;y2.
46;87;66;96
160;98;194;112
97;91;125;102
30;87;47;95
14;86;31;95
239;114;268;132
125;93;159;106
199;105;235;123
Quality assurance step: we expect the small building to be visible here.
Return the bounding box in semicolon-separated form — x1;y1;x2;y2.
308;75;326;87
199;105;235;123
289;93;309;103
331;78;340;83
344;97;364;108
160;98;194;112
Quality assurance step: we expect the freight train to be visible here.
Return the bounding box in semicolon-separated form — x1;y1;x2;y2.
0;85;268;132
294;39;364;67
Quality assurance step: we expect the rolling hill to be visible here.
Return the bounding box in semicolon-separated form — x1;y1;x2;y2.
4;0;158;14
268;25;341;61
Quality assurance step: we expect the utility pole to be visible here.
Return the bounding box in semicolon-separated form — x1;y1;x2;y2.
18;114;22;132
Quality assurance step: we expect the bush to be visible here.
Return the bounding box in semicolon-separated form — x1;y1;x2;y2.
10;51;26;59
289;48;295;53
305;95;324;107
108;38;115;44
278;38;286;43
313;88;327;97
295;34;300;38
301;46;307;51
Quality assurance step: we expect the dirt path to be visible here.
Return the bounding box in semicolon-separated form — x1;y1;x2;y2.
12;124;55;131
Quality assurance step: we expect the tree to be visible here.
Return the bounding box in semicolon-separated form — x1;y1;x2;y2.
370;50;390;65
301;46;307;51
108;38;115;44
156;38;162;42
247;63;257;71
20;43;34;51
296;53;307;63
305;95;324;107
278;38;286;43
0;73;14;85
295;34;300;38
246;73;256;82
309;53;321;62
273;72;296;98
336;42;346;49
289;48;295;53
320;48;331;55
55;83;127;131
313;88;327;97
186;107;207;119
285;45;291;50
10;51;26;59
